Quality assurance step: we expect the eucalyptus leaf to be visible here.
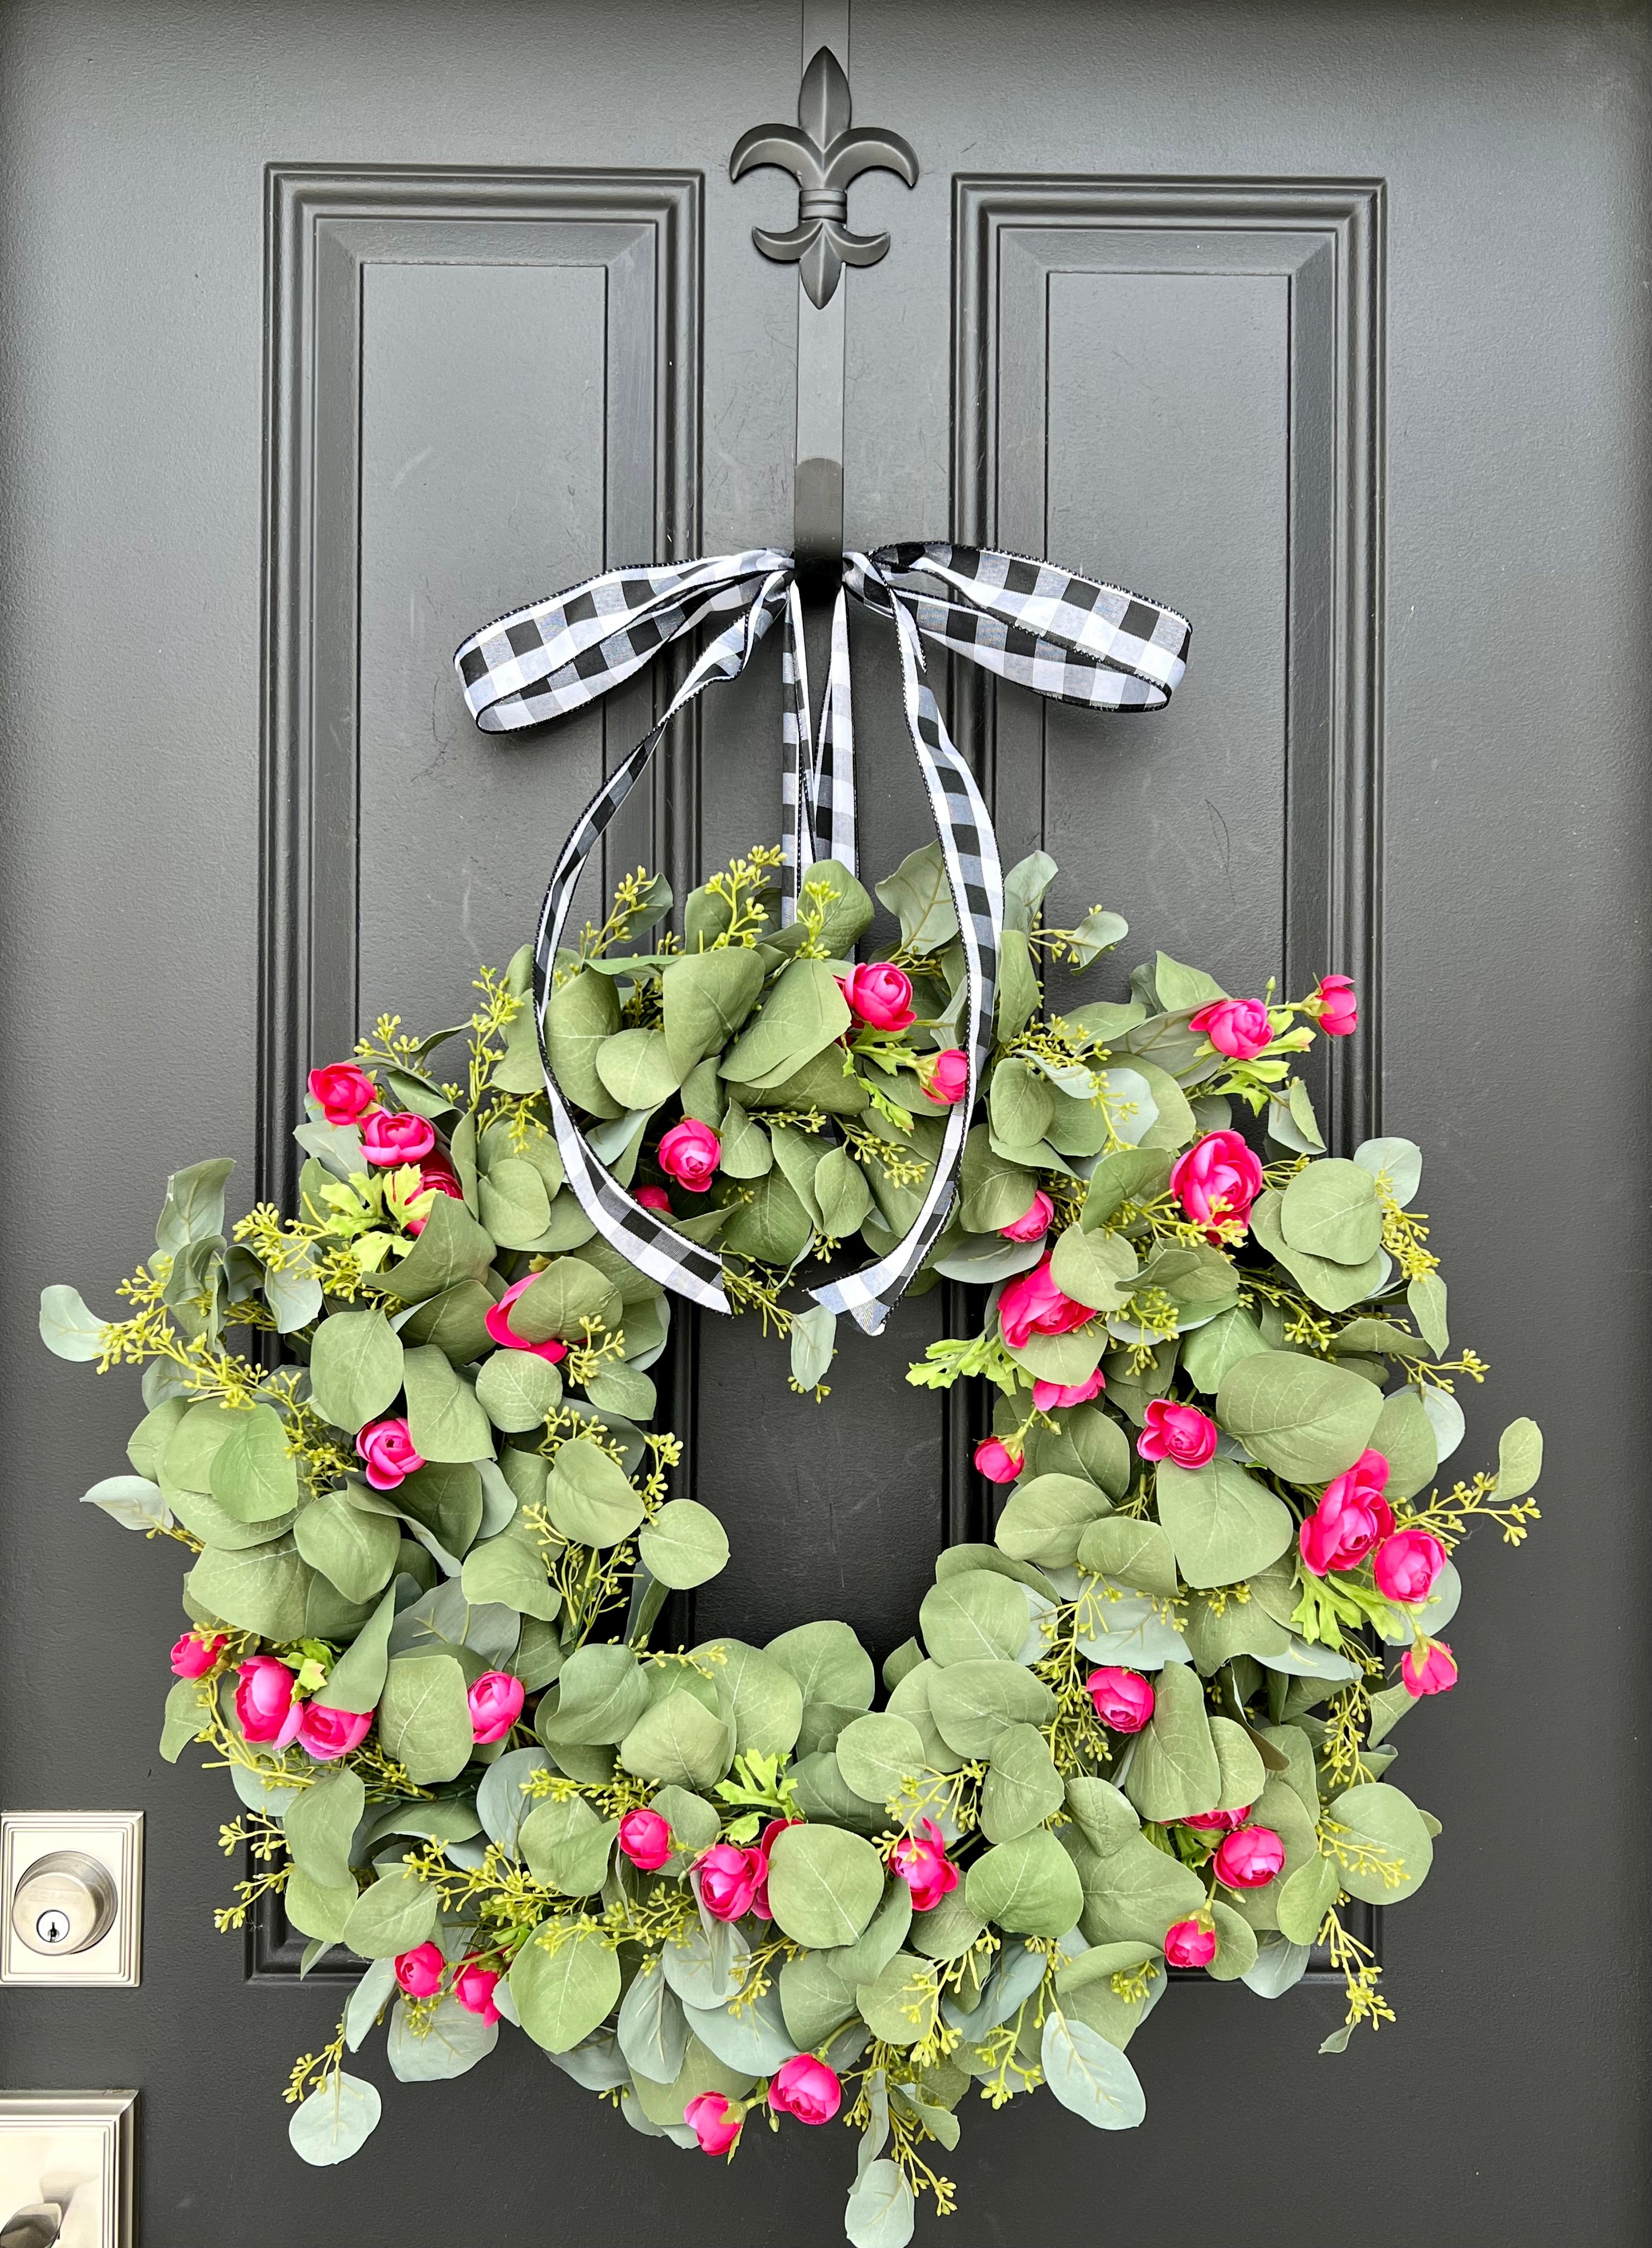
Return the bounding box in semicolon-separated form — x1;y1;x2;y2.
1217;1350;1384;1481
288;2072;381;2165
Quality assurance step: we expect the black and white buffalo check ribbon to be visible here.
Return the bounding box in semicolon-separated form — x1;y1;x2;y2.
454;544;1190;1334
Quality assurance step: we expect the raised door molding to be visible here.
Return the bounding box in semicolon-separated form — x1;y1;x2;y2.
260;165;701;1206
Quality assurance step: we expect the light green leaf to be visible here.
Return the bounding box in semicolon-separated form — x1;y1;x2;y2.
1354;1135;1422;1207
1409;1272;1449;1354
960;1128;1039;1234
507;1257;622;1344
475;1347;563;1433
511;1925;622;2052
1209;1715;1266;1811
845;2160;917;2248
461;1533;559;1620
477;1156;554;1249
1275;1852;1338;1944
1074;1830;1205;1949
39;1282;110;1361
520;1794;616;1895
1049;1225;1140;1314
82;1475;173;1533
1325;1781;1434;1903
341;1866;438;1959
920;1571;1029;1666
186;1538;309;1640
544;1437;645;1548
965;1829;1083;1937
386;1991;498;2081
294;1490;399;1602
765;1824;885;1948
980;1723;1064;1843
1152;953;1225;1011
618;1959;692;2084
1181;1305;1270;1393
684;1982;798;2074
1076;1517;1178;1597
720;1166;813;1264
1369;1387;1437;1500
376;1652;474;1784
1216;1350;1384;1481
1064;1776;1140;1858
632;1498;727;1590
156;1156;236;1253
401;1345;491;1465
855;1953;941;2047
995;1473;1110;1568
618;1690;733;1790
835;1713;928;1806
720;958;852;1087
1280;1159;1383;1264
288;2072;381;2165
547;1643;651;1745
1498;1417;1543;1498
206;1402;300;1523
989;1058;1054;1149
285;1769;366;1893
319;1585;397;1714
1123;1661;1221;1824
876;842;958;955
545;970;623;1118
1152;1457;1295;1590
766;1620;875;1711
698;1639;803;1756
308;1309;406;1435
374;1192;496;1305
662;947;767;1077
928;1660;1055;1758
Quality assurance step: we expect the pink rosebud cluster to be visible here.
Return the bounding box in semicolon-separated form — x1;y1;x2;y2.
356;1416;424;1491
307;1063;380;1125
768;2053;841;2124
169;1631;227;1679
684;2092;743;2155
1313;973;1358;1035
696;1820;794;1924
617;1808;673;1871
1212;1825;1286;1890
1189;996;1275;1062
1164;1917;1218;1969
467;1672;524;1744
999;1191;1054;1244
922;1048;970;1106
1169;1129;1265;1238
1296;1452;1455;1699
1086;1666;1155;1733
1137;1399;1217;1469
997;1257;1092;1351
658;1119;721;1192
233;1655;370;1762
393;1942;501;2022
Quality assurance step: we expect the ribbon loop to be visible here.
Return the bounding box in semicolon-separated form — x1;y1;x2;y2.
453;543;1189;1331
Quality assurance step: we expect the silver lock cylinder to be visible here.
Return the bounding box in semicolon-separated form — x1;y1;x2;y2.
9;1849;119;1956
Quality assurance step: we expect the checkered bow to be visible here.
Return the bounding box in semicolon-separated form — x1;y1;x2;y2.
453;544;1190;1334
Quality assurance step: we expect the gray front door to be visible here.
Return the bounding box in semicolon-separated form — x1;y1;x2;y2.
3;3;1646;2242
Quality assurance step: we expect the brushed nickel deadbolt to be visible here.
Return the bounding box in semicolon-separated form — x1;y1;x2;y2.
10;1850;119;1956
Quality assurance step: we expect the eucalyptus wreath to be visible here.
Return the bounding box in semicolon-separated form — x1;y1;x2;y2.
40;845;1543;2248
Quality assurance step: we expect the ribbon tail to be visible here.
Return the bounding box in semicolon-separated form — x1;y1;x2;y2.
810;575;1003;1334
530;570;790;1312
779;580;814;926
810;588;857;879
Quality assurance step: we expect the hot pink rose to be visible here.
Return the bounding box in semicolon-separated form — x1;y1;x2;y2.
360;1108;437;1167
684;2092;743;2156
697;1842;765;1922
170;1631;226;1679
1000;1190;1055;1244
235;1655;301;1748
974;1437;1022;1484
1299;1448;1393;1577
468;1672;524;1744
1401;1639;1458;1698
1182;1805;1251;1836
998;1257;1093;1351
394;1941;444;1998
840;962;915;1033
617;1808;673;1871
1314;973;1358;1036
747;1819;796;1923
635;1185;673;1213
453;1960;502;2023
355;1416;424;1492
1189;997;1275;1062
923;1048;970;1106
405;1156;464;1236
1137;1399;1218;1469
768;2054;842;2125
1169;1129;1265;1237
1086;1666;1155;1733
307;1062;380;1126
1033;1369;1105;1411
1373;1528;1446;1605
484;1276;568;1364
1164;1917;1218;1968
298;1703;372;1761
658;1119;721;1192
888;1819;959;1913
1213;1825;1286;1890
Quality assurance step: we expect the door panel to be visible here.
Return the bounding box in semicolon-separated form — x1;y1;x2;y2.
1;3;1647;2245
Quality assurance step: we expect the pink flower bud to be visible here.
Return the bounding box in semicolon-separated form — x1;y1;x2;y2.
696;1842;765;1922
974;1437;1022;1484
617;1808;673;1871
1373;1528;1447;1605
658;1119;721;1192
1189;997;1275;1061
405;1156;464;1236
1300;1450;1393;1576
999;1190;1055;1244
453;1959;501;2023
234;1655;302;1748
1213;1825;1286;1890
888;1819;959;1913
636;1185;673;1213
1164;1917;1218;1968
297;1703;372;1761
1032;1369;1105;1411
997;1256;1093;1349
360;1108;437;1167
923;1048;970;1106
768;2053;842;2125
684;2092;743;2156
841;963;915;1033
307;1063;381;1126
1401;1639;1458;1698
394;1941;444;1998
484;1276;570;1364
355;1416;425;1493
1181;1805;1251;1836
1169;1129;1265;1237
467;1671;524;1745
1086;1666;1155;1733
1137;1399;1218;1469
170;1631;226;1679
1313;973;1358;1036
